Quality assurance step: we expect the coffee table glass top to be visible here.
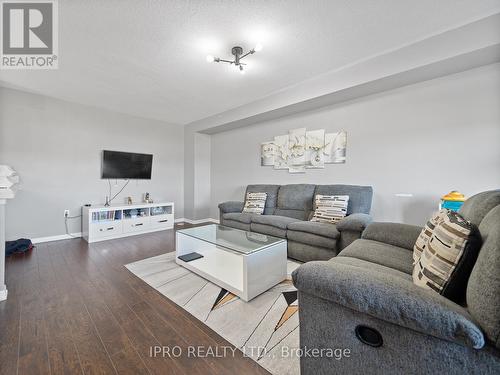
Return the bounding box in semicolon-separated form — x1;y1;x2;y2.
177;224;285;255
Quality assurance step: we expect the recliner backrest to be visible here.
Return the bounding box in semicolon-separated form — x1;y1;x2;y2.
243;183;374;220
466;204;500;349
244;184;280;215
275;184;316;220
314;184;373;215
459;190;500;227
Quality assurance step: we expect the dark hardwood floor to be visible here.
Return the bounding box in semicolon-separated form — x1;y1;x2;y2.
0;224;271;375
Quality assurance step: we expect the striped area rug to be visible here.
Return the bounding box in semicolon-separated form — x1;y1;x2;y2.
126;252;301;375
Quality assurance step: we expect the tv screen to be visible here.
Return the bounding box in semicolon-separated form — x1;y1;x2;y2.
102;150;153;179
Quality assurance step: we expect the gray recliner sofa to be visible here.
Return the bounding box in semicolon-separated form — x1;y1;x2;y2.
218;184;373;262
292;190;500;374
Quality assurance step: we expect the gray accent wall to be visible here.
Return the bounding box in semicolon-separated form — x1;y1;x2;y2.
210;64;500;225
0;88;184;240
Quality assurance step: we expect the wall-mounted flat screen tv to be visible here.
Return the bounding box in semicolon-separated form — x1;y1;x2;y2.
102;150;153;179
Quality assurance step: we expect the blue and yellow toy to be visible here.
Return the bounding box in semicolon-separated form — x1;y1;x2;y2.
440;191;466;212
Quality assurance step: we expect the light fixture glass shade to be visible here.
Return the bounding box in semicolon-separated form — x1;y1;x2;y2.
206;55;215;63
254;43;263;52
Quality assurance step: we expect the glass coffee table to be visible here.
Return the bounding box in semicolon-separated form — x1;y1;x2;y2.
176;224;287;301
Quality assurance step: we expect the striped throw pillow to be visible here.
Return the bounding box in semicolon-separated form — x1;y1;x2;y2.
412;210;481;303
413;209;448;265
310;195;349;224
242;192;267;215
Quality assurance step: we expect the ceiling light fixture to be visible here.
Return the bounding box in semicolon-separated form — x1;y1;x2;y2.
206;44;262;74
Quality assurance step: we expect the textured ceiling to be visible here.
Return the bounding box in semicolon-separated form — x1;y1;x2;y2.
1;0;499;124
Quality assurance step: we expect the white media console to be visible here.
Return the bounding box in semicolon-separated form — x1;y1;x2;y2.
82;202;174;243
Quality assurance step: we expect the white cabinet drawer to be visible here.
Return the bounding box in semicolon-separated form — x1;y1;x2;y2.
90;221;122;239
123;217;150;233
150;214;174;229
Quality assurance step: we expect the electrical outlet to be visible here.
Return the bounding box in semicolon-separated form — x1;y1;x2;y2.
64;209;69;217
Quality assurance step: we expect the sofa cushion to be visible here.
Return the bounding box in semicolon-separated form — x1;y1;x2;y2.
288;241;336;262
222;220;250;232
245;184;280;215
273;209;308;220
287;221;340;239
362;222;422;251
275;184;316;220
222;212;256;224
287;231;337;249
250;223;286;239
314;184;373;215
413;210;481;304
338;239;414;275
332;256;413;281
251;214;299;229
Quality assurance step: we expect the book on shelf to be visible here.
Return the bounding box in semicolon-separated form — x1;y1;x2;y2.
92;211;116;221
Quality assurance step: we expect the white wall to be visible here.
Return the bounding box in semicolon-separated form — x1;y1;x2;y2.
210;64;500;225
0;88;184;240
2;64;499;239
183;130;212;220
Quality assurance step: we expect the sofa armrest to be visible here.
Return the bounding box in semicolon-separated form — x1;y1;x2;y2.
218;201;244;214
361;222;421;250
292;260;485;349
336;213;372;232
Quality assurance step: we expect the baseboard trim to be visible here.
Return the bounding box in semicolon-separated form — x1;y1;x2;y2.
175;218;220;225
32;232;83;244
31;218;220;243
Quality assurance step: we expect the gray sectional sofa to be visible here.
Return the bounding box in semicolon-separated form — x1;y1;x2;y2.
218;184;373;262
292;190;500;374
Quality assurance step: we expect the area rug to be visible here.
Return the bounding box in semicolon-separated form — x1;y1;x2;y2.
126;252;301;375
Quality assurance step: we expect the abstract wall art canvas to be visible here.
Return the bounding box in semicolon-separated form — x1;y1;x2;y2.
273;135;289;169
261;142;277;166
324;131;347;164
287;128;306;173
263;128;347;173
305;129;325;169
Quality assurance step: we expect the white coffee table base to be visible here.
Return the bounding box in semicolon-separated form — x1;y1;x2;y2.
176;232;287;301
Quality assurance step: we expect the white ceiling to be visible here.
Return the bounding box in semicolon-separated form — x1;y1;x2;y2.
1;0;499;125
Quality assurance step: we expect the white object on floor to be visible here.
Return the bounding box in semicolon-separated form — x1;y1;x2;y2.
82;202;174;243
176;224;287;301
0;165;19;301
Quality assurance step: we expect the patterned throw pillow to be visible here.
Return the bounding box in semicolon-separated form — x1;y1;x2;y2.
413;209;448;264
412;210;482;303
310;195;349;224
242;192;267;215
